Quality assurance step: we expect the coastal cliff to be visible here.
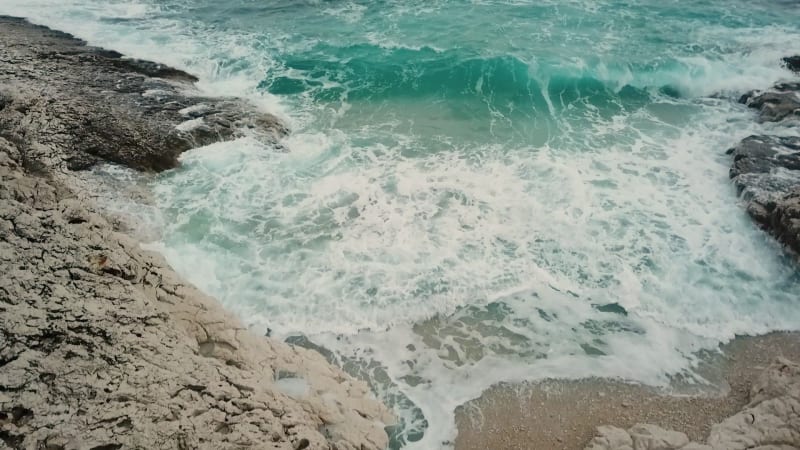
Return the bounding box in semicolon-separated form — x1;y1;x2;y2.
0;16;390;450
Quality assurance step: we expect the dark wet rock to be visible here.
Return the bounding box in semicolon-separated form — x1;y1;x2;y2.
727;135;800;254
0;15;287;173
739;83;800;123
783;55;800;73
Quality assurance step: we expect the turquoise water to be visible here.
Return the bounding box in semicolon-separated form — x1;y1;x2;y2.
5;0;800;448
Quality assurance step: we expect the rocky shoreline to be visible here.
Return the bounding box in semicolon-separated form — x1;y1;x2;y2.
0;16;390;450
731;58;800;255
455;59;800;449
585;348;800;450
577;55;800;450
455;334;800;450
2;14;800;450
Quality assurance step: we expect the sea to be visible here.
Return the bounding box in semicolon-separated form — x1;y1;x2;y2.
2;0;799;448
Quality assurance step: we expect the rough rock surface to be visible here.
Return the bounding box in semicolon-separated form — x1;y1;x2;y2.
727;135;800;254
0;16;390;450
739;82;800;123
0;15;287;173
585;358;800;450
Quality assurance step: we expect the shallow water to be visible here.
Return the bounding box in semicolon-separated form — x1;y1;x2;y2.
4;0;800;447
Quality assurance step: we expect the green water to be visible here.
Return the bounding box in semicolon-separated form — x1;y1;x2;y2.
6;0;800;447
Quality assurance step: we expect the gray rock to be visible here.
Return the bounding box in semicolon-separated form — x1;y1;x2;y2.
585;424;693;450
707;358;800;450
680;444;712;450
0;15;287;173
726;135;800;254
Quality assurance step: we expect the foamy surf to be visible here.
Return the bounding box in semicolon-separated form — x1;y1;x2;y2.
5;0;799;448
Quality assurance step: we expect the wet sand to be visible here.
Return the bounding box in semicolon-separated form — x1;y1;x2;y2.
455;332;800;450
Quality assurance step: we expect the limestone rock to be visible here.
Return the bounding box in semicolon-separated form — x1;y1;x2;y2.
585;424;696;450
784;56;800;74
707;358;800;450
0;130;391;450
629;424;690;450
585;426;634;450
585;359;800;450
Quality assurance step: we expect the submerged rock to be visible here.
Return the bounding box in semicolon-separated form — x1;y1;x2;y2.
585;358;800;450
0;15;287;173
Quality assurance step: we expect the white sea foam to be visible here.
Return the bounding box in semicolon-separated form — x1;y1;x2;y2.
149;104;800;449
6;1;800;449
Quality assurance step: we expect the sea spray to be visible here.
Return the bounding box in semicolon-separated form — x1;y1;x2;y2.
6;0;800;448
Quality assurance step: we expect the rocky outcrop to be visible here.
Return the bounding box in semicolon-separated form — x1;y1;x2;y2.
0;16;390;450
586;61;800;448
739;82;800;123
0;15;287;172
727;135;800;253
731;61;800;255
585;358;800;450
784;56;800;74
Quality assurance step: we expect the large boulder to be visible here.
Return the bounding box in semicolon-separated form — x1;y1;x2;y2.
0;16;391;450
0;16;287;173
726;135;800;254
707;358;800;449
